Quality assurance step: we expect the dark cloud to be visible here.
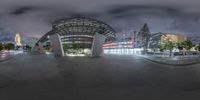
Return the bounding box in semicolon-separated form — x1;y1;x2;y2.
98;5;200;37
107;5;181;15
67;12;100;18
10;6;39;15
0;0;200;41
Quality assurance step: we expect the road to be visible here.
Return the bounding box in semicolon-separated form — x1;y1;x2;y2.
0;53;200;100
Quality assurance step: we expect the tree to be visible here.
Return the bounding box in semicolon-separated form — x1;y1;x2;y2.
183;40;193;51
159;45;165;55
182;39;193;55
63;43;68;55
72;43;79;54
162;38;175;57
24;45;32;51
159;46;164;52
0;43;3;51
16;45;21;50
176;42;184;55
72;43;78;50
195;44;200;52
177;42;184;51
73;43;82;54
4;43;15;50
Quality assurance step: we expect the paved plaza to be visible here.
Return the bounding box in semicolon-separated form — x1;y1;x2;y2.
0;51;14;62
138;54;200;66
1;53;200;100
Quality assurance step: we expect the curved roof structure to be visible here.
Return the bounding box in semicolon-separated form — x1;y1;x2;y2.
37;31;53;43
52;17;116;39
38;17;116;43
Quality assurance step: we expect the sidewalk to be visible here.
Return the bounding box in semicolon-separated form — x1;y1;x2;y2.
0;50;21;63
137;54;200;66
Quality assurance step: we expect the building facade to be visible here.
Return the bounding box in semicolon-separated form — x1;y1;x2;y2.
135;23;151;49
148;32;187;50
103;23;188;55
37;17;116;57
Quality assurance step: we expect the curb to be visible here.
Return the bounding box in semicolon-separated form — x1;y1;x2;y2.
137;55;200;66
0;56;14;63
0;53;19;63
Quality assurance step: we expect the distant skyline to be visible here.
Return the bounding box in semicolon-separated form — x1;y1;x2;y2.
0;0;200;39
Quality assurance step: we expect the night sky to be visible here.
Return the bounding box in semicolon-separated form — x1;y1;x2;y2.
0;0;200;40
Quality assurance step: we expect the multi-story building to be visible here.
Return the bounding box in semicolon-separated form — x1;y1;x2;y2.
36;17;116;57
148;32;187;49
103;23;151;55
135;23;151;49
103;24;188;55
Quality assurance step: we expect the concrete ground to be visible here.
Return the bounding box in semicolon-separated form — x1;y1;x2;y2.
138;54;200;65
0;51;14;62
1;53;200;100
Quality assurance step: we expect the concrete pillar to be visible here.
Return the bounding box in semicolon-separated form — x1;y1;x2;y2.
91;33;106;57
50;34;64;57
38;43;44;53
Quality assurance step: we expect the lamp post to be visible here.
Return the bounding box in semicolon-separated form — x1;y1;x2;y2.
169;39;173;57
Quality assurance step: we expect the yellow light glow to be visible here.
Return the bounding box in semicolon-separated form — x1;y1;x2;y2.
15;33;22;46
